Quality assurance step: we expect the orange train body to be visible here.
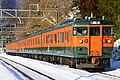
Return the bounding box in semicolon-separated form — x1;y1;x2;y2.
6;19;114;69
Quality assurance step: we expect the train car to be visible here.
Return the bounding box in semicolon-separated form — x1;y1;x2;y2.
5;18;114;69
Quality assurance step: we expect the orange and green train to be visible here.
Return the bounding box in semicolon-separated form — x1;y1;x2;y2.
5;18;114;69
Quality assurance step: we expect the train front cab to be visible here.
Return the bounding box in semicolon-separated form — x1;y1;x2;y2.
72;22;114;69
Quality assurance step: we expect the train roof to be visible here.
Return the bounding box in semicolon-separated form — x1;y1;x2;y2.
72;19;113;25
7;19;114;44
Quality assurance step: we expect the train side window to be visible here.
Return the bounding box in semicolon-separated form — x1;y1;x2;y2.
73;27;88;36
44;36;45;44
31;39;33;46
34;38;37;45
66;31;69;42
29;40;30;46
46;36;48;44
30;40;31;46
24;42;25;47
28;41;29;46
58;33;60;43
90;27;100;36
32;39;33;46
54;34;57;43
34;39;36;45
30;40;32;46
102;27;113;36
38;38;40;45
33;39;35;46
48;35;50;43
62;32;64;43
32;39;34;46
26;41;28;46
28;40;29;46
50;34;53;43
60;32;64;43
27;41;28;46
35;38;37;45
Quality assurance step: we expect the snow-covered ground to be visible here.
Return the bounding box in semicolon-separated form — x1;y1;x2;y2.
0;53;120;80
0;59;28;80
1;40;120;80
103;59;120;77
102;39;120;77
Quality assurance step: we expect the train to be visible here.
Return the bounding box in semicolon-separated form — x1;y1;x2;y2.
5;17;114;69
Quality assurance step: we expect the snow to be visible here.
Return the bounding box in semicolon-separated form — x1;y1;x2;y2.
0;53;120;80
103;39;120;78
1;38;120;80
103;59;120;77
110;59;120;69
0;59;28;80
0;61;17;80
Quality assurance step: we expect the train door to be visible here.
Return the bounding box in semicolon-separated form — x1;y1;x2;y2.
89;27;102;56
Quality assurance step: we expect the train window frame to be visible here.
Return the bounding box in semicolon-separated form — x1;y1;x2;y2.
65;31;69;42
54;34;57;43
34;39;35;45
31;39;32;46
29;40;31;46
58;32;60;43
90;27;100;36
29;40;30;46
59;32;62;42
48;35;50;44
30;40;31;46
45;35;48;44
73;27;88;36
32;39;33;46
33;39;34;45
28;40;30;46
38;38;40;45
50;34;53;43
60;32;64;43
24;42;26;47
43;36;45;44
102;26;114;36
35;38;37;45
32;39;34;46
62;32;64;43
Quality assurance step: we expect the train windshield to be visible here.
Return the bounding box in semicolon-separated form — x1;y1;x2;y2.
73;27;88;36
102;26;114;36
90;27;100;36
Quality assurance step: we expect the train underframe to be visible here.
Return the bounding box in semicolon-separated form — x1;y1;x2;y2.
7;52;110;70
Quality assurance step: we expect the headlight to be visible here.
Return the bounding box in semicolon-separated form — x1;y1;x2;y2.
79;40;83;43
107;40;111;43
103;39;112;43
84;39;88;43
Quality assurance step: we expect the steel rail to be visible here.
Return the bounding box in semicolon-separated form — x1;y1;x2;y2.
0;56;55;80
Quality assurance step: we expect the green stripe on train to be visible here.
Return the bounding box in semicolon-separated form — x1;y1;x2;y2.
21;46;112;58
23;46;88;58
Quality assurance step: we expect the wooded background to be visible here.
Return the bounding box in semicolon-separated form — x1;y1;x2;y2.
1;0;120;40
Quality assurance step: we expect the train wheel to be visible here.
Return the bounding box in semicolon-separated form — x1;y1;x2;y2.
60;57;62;64
69;59;76;68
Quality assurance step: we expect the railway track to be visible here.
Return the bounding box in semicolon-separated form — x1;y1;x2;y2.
0;59;33;80
100;72;120;79
1;56;120;80
0;56;55;80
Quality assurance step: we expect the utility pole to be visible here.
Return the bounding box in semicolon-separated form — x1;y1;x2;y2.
38;0;40;10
